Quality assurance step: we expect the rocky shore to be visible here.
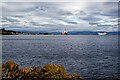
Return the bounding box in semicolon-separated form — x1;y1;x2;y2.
1;61;83;80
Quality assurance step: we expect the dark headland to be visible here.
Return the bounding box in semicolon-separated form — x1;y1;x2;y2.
0;28;54;35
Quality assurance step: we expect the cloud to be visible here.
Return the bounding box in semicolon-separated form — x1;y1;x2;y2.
1;2;118;32
1;0;119;2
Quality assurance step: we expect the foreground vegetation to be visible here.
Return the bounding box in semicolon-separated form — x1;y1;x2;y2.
1;61;83;80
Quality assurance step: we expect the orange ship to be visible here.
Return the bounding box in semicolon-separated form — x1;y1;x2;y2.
62;29;68;35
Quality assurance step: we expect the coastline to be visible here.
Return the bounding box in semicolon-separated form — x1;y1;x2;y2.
1;61;119;80
0;29;119;35
1;61;83;80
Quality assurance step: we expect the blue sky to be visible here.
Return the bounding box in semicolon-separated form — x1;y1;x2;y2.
1;2;119;32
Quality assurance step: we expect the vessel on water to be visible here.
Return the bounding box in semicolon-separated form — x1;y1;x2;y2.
62;29;68;35
98;32;107;35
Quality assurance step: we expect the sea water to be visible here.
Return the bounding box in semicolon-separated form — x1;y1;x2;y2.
2;35;118;79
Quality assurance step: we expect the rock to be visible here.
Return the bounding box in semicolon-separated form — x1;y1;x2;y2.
4;61;19;72
42;64;68;79
2;61;84;80
23;66;42;79
20;67;34;73
2;61;20;79
68;74;84;80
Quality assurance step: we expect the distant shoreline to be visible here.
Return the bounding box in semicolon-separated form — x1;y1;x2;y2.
0;28;54;35
0;28;119;35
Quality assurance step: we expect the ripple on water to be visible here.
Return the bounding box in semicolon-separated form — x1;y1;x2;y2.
2;35;118;79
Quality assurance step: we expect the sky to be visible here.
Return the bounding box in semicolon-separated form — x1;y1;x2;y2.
0;2;119;32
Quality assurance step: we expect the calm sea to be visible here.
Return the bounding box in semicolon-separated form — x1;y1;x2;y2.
2;35;119;79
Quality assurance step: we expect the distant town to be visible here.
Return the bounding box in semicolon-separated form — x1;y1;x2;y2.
0;28;54;35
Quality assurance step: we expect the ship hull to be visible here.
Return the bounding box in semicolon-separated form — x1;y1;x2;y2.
98;33;107;35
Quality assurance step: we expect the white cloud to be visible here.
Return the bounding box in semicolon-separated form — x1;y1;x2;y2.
1;0;119;2
1;2;118;32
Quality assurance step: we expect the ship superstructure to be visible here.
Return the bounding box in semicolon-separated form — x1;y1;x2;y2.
98;32;107;35
62;29;68;35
